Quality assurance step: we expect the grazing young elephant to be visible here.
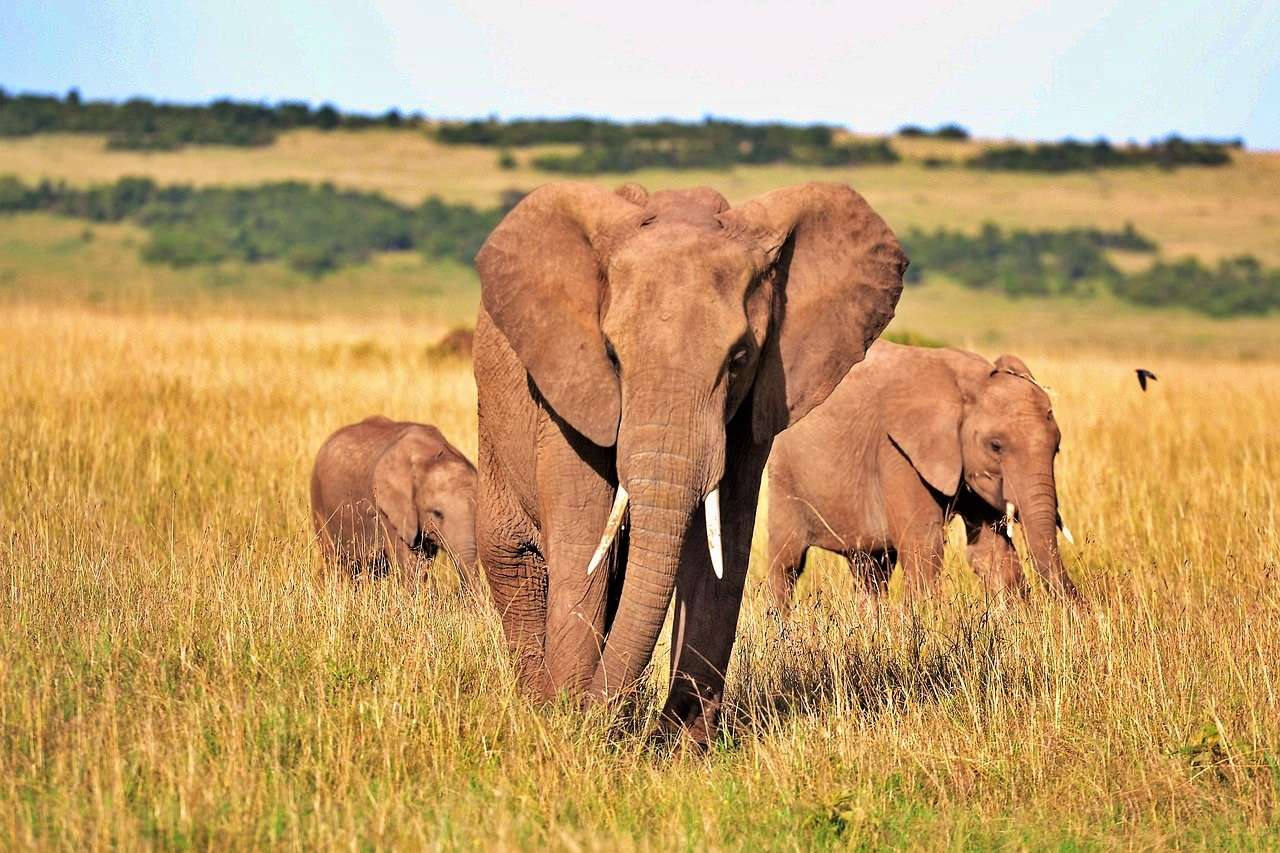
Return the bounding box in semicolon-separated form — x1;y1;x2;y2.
473;181;906;745
766;342;1079;613
310;416;480;590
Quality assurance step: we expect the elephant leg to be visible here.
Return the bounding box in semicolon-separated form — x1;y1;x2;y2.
662;418;771;747
386;535;421;580
880;442;946;600
476;462;549;698
963;515;1028;601
895;528;945;601
766;512;809;617
846;548;895;618
538;415;617;698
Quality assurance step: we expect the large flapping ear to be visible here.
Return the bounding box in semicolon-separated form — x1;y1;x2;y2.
475;182;645;447
885;377;965;497
720;183;908;441
994;354;1035;380
373;440;420;547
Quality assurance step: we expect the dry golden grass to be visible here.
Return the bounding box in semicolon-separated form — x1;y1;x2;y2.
3;130;1279;263
2;126;1278;846
2;300;1278;848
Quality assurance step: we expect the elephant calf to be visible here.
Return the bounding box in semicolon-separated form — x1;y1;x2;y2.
766;342;1079;613
310;416;480;589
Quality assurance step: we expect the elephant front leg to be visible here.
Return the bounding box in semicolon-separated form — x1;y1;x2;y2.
385;530;429;583
880;443;947;600
477;469;550;698
845;548;896;620
661;425;770;747
539;414;618;698
765;500;810;617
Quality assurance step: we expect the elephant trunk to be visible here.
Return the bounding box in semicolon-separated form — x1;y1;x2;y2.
1011;468;1078;599
453;540;482;594
589;384;721;701
440;519;482;594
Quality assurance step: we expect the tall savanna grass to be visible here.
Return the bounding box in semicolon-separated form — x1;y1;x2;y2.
2;303;1278;848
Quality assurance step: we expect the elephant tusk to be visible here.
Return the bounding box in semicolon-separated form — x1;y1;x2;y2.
586;486;629;576
1005;501;1016;529
1057;515;1075;545
705;487;724;580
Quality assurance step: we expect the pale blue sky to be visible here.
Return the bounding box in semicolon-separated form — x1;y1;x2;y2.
3;0;1278;148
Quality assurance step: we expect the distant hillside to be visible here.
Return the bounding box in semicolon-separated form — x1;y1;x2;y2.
2;89;1241;171
1;125;1277;264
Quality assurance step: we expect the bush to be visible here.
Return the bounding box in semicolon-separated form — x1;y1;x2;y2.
0;175;41;211
0;89;419;150
439;116;891;172
902;223;1158;297
935;123;970;140
968;135;1237;172
1114;255;1280;317
3;173;1275;315
0;174;506;277
898;123;969;140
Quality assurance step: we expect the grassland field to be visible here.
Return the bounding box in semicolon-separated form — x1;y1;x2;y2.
1;129;1278;848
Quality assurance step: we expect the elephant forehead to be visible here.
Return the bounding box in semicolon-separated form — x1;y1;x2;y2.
609;224;758;289
420;458;475;490
985;374;1053;414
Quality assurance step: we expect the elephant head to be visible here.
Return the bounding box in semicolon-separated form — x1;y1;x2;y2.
887;351;1077;597
374;438;480;586
476;181;906;697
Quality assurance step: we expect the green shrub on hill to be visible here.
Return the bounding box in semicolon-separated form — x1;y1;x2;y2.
439;116;898;172
530;137;899;173
1;174;1276;314
897;123;970;140
899;222;1279;315
901;223;1156;296
436;116;836;149
968;135;1240;172
0;87;418;150
1114;255;1280;317
0;175;504;276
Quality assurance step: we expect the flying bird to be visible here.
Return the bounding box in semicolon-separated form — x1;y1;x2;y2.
1135;368;1157;391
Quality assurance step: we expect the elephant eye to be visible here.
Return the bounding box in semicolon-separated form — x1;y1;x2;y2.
431;509;444;521
728;346;749;373
989;439;1003;454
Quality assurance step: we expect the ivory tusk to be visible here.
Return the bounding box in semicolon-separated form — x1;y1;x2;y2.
586;486;629;576
1005;501;1016;529
1058;518;1075;545
705;487;724;580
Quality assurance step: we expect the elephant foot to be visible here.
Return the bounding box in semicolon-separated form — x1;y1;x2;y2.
660;684;723;750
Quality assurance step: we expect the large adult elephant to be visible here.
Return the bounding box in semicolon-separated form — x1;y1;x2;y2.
472;180;907;743
766;342;1080;613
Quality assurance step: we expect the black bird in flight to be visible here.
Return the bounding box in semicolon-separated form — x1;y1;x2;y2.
1135;368;1157;391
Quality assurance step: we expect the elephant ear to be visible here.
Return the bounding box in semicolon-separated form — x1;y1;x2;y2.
475;182;645;447
721;183;908;441
373;439;421;547
994;354;1035;380
614;182;649;205
885;365;965;496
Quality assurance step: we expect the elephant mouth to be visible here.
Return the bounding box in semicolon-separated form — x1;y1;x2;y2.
411;534;440;561
585;482;725;580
